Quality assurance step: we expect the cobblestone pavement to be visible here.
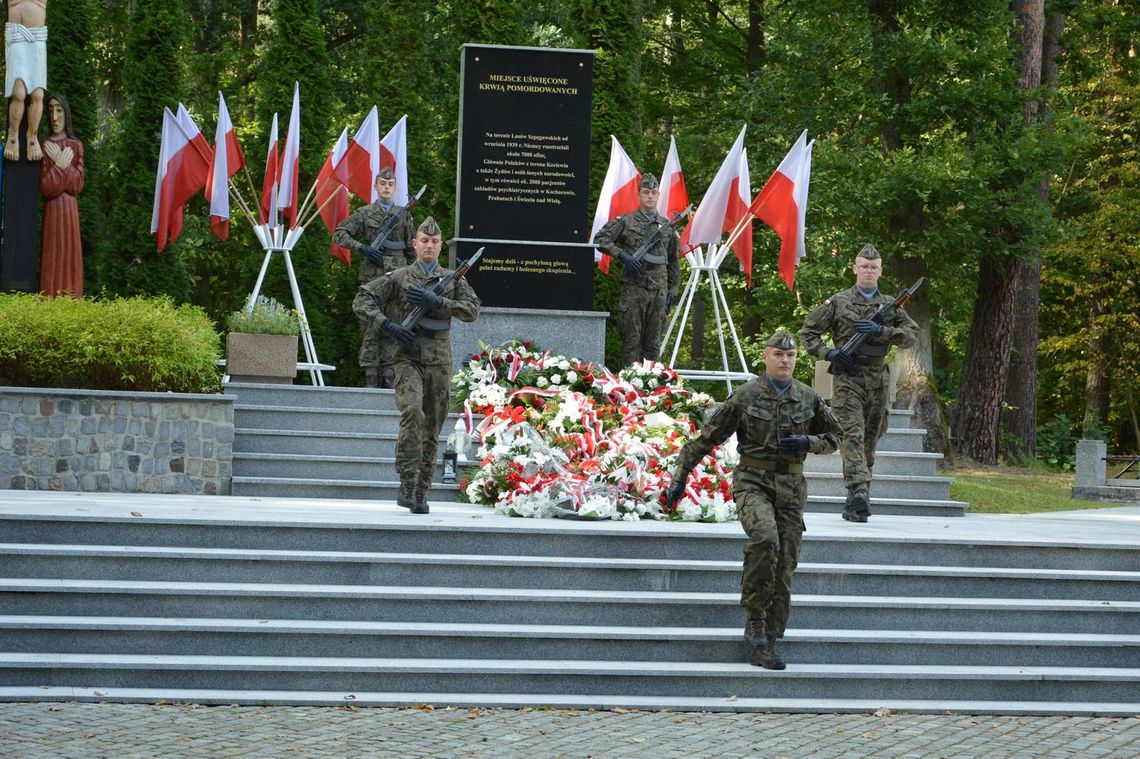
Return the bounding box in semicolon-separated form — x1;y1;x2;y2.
1;703;1138;758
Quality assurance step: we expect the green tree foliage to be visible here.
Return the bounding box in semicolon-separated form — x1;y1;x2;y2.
90;0;192;300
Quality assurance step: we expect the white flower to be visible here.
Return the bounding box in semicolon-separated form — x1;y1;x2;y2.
536;376;549;388
631;378;644;389
550;374;562;385
566;371;578;383
559;359;571;371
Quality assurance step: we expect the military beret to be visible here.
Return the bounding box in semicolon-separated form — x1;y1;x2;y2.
376;167;395;181
639;173;659;191
856;243;880;261
417;216;442;236
765;329;797;350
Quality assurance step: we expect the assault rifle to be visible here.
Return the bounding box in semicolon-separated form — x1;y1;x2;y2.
617;204;693;277
398;246;486;351
827;277;924;375
363;184;427;264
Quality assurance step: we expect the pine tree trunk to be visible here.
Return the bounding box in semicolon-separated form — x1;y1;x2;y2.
951;254;1021;464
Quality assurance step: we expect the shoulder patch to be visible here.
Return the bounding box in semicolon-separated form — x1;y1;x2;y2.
822;298;831;306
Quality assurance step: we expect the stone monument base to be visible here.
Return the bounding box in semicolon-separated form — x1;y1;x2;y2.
449;307;609;375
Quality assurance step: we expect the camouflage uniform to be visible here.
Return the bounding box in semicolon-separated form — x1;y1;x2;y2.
592;209;680;367
801;284;918;502
334;200;416;381
674;375;840;639
352;261;480;492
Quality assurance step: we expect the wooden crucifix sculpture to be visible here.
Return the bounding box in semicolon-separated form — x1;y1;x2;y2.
5;0;47;162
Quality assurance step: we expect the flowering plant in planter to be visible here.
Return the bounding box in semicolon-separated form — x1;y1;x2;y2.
453;341;737;522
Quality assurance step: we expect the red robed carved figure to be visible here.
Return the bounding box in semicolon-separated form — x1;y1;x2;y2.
39;93;84;298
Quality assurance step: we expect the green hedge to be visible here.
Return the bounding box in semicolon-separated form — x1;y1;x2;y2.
0;294;221;393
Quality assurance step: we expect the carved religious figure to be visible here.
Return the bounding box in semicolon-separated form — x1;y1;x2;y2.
5;0;47;161
39;93;83;297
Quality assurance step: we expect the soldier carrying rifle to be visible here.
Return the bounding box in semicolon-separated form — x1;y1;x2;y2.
592;173;682;368
352;217;481;514
800;243;919;523
334;167;418;388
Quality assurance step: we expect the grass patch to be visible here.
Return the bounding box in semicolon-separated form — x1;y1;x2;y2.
947;464;1105;515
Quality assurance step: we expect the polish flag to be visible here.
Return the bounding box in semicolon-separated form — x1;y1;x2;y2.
335;106;380;202
589;135;640;274
317;128;352;265
379;114;409;205
205;92;246;241
150;106;212;252
751;130;813;290
276;82;302;228
683;125;753;284
259;113;279;225
656;135;689;219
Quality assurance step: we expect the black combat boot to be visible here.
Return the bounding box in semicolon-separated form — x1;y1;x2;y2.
842;490;869;523
364;368;379;389
754;636;786;670
412;485;430;515
744;618;767;647
396;481;416;510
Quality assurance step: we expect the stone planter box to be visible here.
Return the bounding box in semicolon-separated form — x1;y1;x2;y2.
0;386;234;495
226;332;298;384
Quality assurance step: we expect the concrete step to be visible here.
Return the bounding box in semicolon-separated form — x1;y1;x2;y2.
226;382;917;429
7;617;1137;668
3;653;1136;703
227;473;965;514
804;472;952;501
4;514;1135;570
232;429;443;458
5;685;1134;716
805;450;944;476
4;580;1137;634
6;545;1135;600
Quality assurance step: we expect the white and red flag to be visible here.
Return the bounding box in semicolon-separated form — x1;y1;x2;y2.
276;82;301;228
316;127;352;265
379;114;409;205
335;106;380;202
150;106;212;252
259;113;279;225
751;130;813;290
683;125;753;284
656;135;690;219
205;92;246;241
589;135;640;274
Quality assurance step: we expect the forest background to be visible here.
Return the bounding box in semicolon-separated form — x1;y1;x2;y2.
39;0;1139;465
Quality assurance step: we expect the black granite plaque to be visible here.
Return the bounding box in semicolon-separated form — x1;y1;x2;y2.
455;44;594;310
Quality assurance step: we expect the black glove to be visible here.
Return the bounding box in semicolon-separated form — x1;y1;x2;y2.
779;435;810;454
360;244;385;267
407;285;444;311
665;289;677;311
616;250;643;278
854;319;885;336
381;320;417;350
826;348;855;373
664;468;690;510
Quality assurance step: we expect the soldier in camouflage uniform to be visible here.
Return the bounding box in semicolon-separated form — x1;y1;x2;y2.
334;168;417;388
592;174;681;367
352;217;480;514
800;244;918;523
666;330;841;669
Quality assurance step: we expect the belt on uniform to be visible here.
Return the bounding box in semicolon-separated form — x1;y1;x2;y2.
852;355;887;366
738;455;804;475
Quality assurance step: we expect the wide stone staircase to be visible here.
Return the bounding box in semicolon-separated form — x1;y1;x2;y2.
225;382;966;517
0;498;1137;713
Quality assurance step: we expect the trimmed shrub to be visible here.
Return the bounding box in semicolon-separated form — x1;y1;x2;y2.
0;294;221;393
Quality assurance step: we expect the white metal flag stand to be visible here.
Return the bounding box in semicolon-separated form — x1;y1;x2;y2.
661;240;755;394
243;223;333;386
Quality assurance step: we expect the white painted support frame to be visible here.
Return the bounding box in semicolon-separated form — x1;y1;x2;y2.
661;240;755;394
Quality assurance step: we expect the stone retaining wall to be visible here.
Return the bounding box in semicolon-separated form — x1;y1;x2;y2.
0;387;234;495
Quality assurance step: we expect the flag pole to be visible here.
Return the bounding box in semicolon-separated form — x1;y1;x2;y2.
299;183;344;230
294;174;321;228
